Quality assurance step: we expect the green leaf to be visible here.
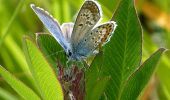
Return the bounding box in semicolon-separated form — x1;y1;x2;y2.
143;32;170;98
0;65;40;100
4;36;30;74
0;87;18;100
86;52;111;100
86;52;104;90
36;33;67;68
86;76;110;100
121;48;166;99
86;52;105;100
23;37;63;100
101;0;142;99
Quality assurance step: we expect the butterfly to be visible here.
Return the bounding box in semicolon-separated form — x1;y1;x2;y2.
30;0;117;61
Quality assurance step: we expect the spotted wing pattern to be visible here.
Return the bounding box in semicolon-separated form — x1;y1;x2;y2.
76;21;117;56
71;0;101;46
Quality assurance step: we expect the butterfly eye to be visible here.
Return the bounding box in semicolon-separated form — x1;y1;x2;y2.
68;50;72;56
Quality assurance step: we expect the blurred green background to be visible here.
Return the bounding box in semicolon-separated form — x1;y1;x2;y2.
0;0;170;99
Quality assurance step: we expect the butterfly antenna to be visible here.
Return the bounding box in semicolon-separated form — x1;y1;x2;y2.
45;50;65;58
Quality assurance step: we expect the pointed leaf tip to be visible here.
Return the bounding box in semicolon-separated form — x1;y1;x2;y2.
121;48;166;99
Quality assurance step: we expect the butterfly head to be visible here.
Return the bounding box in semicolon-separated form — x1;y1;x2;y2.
66;49;72;58
66;49;86;61
66;49;77;61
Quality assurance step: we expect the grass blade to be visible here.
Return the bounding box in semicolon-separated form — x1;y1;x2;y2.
0;0;25;47
0;65;40;100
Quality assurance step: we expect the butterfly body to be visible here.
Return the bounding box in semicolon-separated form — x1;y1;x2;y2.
31;0;117;61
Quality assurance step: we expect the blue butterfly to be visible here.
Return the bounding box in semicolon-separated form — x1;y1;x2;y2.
31;0;117;61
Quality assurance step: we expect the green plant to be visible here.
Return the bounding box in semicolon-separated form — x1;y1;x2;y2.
0;0;166;100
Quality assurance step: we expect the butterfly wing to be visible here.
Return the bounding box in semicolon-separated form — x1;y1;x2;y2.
31;4;70;51
71;0;101;46
76;21;117;57
61;22;74;42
